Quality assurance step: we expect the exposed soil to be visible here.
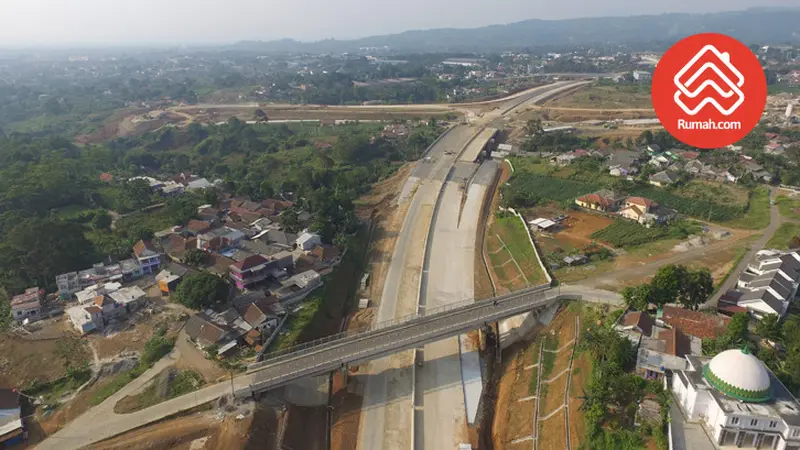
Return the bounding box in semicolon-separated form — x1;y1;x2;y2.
89;304;184;360
0;320;87;388
284;405;328;450
330;370;363;450
567;353;591;447
537;409;567;450
86;414;217;450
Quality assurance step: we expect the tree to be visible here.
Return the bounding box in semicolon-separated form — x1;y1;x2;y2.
279;209;300;233
649;264;687;307
174;272;227;310
621;284;652;311
91;211;112;230
524;118;543;136
757;314;782;341
183;249;208;267
254;109;269;123
678;268;713;310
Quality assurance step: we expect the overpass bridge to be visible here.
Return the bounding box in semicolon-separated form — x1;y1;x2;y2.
236;285;618;398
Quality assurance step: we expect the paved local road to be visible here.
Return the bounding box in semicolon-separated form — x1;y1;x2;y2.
707;186;781;307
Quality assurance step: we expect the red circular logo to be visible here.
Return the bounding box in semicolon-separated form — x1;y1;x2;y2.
652;33;767;149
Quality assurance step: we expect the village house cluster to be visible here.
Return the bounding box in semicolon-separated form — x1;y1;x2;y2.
18;188;340;359
551;142;777;186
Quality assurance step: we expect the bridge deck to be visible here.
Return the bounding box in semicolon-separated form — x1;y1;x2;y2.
238;285;567;397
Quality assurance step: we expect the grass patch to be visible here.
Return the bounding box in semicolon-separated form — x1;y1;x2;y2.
547;83;652;109
529;368;539;395
777;195;800;221
590;220;699;248
492;215;549;285
723;187;771;230
114;369;205;413
273;296;324;351
766;223;800;250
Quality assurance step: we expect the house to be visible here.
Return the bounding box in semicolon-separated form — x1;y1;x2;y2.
563;254;588;266
528;218;558;231
184;314;238;355
274;270;323;304
10;287;42;323
648;154;671;168
229;255;275;290
197;206;221;223
618;197;676;226
649;170;679;187
107;286;147;312
197;227;246;251
309;245;342;265
684;160;705;175
156;269;183;295
296;231;323;251
261;198;294;217
186;219;213;236
615;311;655;343
633;70;651;82
658;306;731;340
575;190;623;212
724;250;800;319
0;389;24;447
636;327;691;380
56;259;144;300
615;311;703;381
133;240;161;274
242;296;281;335
672;349;800;450
92;295;125;320
66;304;104;334
263;229;297;249
606;150;641;177
552;149;589;166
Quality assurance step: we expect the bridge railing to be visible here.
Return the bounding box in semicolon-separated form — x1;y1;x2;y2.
242;288;556;394
250;284;552;369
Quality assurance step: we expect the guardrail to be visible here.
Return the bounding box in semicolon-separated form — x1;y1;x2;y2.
241;289;558;396
250;284;552;371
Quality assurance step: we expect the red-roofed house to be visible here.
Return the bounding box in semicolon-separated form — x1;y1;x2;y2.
679;151;699;160
574;190;623;212
658;305;730;340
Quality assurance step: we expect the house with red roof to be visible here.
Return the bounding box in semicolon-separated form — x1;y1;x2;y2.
574;189;623;212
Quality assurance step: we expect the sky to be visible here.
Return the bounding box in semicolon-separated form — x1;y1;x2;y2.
1;0;799;46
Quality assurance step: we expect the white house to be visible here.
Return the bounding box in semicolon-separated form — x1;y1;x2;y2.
672;348;800;450
296;231;322;251
732;251;800;318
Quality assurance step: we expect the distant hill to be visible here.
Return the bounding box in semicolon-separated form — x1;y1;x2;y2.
230;8;800;53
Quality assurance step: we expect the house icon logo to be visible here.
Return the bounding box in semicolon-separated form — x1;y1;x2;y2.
673;45;746;117
652;33;767;149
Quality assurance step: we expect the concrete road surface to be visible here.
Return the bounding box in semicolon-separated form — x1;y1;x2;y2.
706;186;781;307
356;125;477;450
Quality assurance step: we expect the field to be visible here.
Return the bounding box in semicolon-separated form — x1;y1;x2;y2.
674;180;750;209
485;214;549;293
777;194;800;221
722;187;771;230
544;83;653;110
590;220;699;248
766;223;800;250
505;159;752;224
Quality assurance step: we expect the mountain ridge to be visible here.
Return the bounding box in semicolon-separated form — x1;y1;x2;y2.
229;8;800;53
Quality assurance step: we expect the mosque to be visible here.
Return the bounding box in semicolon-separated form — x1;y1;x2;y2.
672;348;800;449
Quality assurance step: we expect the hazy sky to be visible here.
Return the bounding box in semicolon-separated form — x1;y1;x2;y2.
1;0;798;46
